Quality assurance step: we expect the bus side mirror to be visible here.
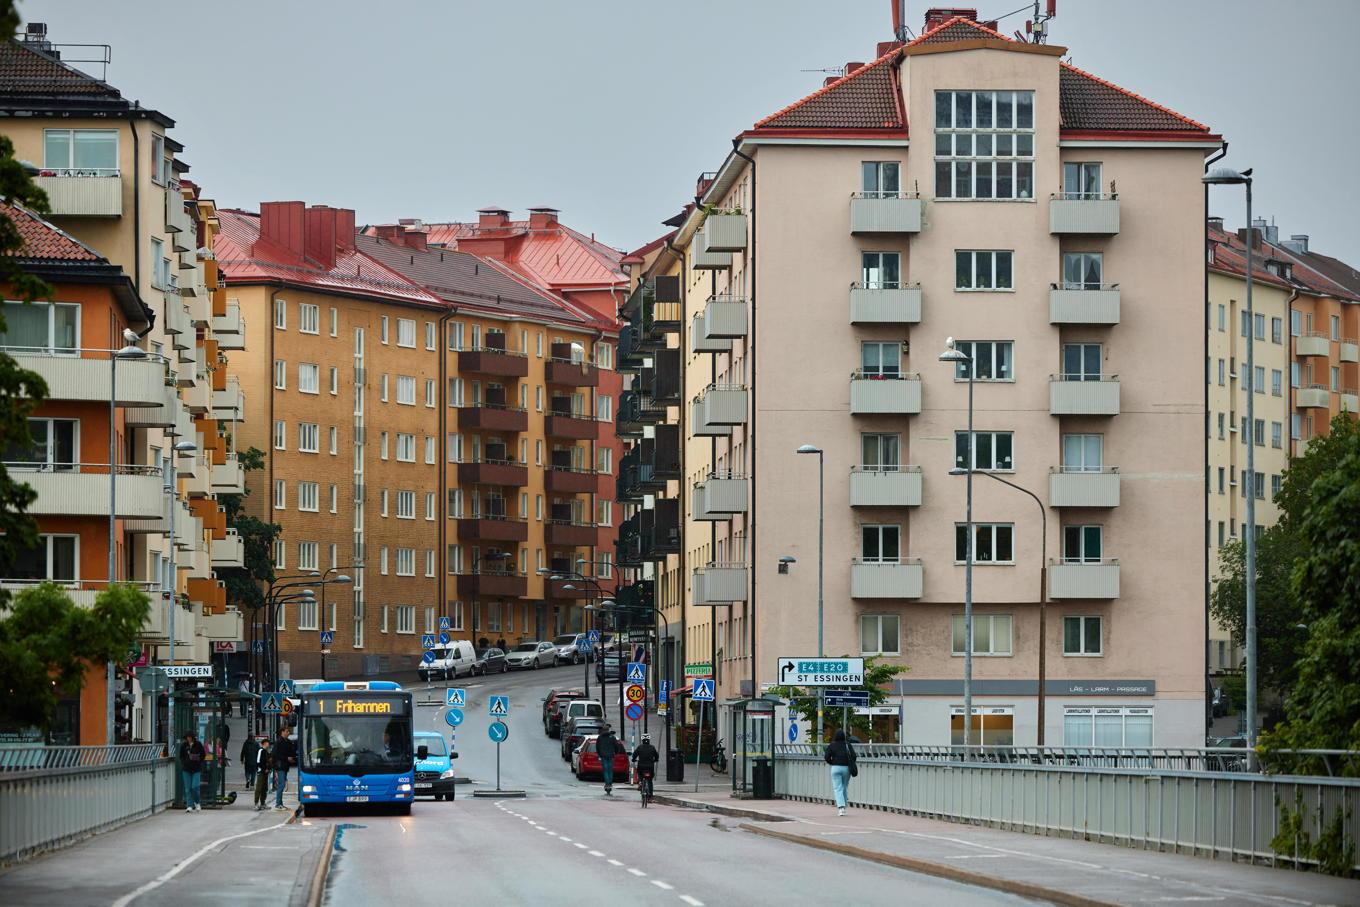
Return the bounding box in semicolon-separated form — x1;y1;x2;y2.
416;745;429;760
450;752;460;759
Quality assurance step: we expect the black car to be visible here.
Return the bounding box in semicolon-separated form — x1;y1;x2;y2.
473;647;508;675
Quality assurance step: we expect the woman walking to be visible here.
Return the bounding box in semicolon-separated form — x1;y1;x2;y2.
824;729;857;817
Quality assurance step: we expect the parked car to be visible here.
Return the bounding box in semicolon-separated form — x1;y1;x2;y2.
473;647;508;675
552;633;588;665
596;652;626;682
418;640;477;681
561;718;603;762
506;640;557;670
542;689;585;737
574;736;632;782
413;731;459;801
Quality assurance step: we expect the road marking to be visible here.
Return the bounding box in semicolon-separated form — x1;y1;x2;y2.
679;896;704;906
588;850;605;857
607;859;624;866
650;880;674;890
573;842;587;849
627;868;646;877
110;820;290;907
559;836;572;842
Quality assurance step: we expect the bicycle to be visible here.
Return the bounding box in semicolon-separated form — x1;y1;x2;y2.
709;740;728;774
638;768;654;807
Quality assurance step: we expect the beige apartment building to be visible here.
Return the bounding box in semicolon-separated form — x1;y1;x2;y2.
623;11;1224;748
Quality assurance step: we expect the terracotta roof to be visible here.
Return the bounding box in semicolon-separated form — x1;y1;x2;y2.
906;16;1010;45
754;48;904;131
1209;222;1360;302
1;201;102;262
410;220;626;290
215;209;442;308
1058;63;1208;132
1207;224;1293;290
1283;249;1360;301
0;39;120;99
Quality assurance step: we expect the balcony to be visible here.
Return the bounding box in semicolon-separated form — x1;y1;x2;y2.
850;373;922;414
456;570;528;598
704;213;748;252
198;608;244;641
1342;390;1359;413
1048;561;1120;599
702;296;747;340
457;515;529;543
212;299;244;348
642;348;683;405
698;385;747;425
125;383;180;429
1049;468;1121;508
692;565;749;604
545;410;601;441
33;174;122;217
849;284;922;324
692;227;732;270
457;403;529;433
458;459;529;487
545;519;597;548
0;580;158;610
1049;195;1120;234
1049;376;1120;416
166;190;194;251
691;313;730;354
1295;332;1331;358
211;454;246;495
545;465;600;495
1297;385;1330;409
694;474;748;520
851;560;924;598
850;193;923;233
212;376;245;421
1049;285;1121;325
623;277;682;346
849;467;922;507
11;465;164;519
190;497;226;540
7;350;167;408
187;577;226;613
211;530;245;569
1340;339;1359;364
458;346;530;378
546;344;601;387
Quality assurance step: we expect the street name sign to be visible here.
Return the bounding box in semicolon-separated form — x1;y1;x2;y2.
626;662;647;683
693;678;715;702
162;664;213;679
776;657;865;686
489;695;510;717
446;688;466;708
684;663;712;677
825;689;871;708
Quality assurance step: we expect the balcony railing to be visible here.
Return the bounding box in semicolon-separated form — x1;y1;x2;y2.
457;514;529;542
1049;193;1120;234
849;466;922;507
545;356;601;387
849;283;922;324
0;578;158;609
1339;339;1359;364
1048;467;1121;508
6;463;164;519
850;192;923;233
692;564;749;604
1296;385;1330;409
456;570;528;598
704;213;748;252
545;410;602;441
850;372;922;414
701;296;748;340
691;312;731;354
694;473;748;520
458;346;530;378
692;227;732;270
1295;332;1330;358
33;173;122;216
4;347;170;408
1049;284;1121;325
211;530;245;569
545;464;601;495
851;558;924;598
458;458;530;487
457;403;529;433
1048;559;1121;599
1342;389;1359;413
545;519;598;548
1049;375;1120;416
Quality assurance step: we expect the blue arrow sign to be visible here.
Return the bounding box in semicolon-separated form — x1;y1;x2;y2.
659;680;670;704
693;678;715;702
319;630;334;647
261;693;283;714
446;688;466;708
788;722;799;742
439;616;451;632
422;651;436;665
445;708;464;728
488;695;509;718
278;679;295;696
438;632;451;646
488;721;509;743
627;662;647;683
421;633;436;650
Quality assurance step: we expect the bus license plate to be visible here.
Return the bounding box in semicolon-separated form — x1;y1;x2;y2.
345;795;369;802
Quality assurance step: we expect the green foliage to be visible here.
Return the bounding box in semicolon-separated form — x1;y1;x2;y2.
1270;791;1356;877
1209;526;1310;691
767;655;907;743
215;446;279;613
0;582;150;731
1274;415;1360;530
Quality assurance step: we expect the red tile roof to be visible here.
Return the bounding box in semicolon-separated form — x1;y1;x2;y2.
906;16;1009;45
0;39;120;99
215;209;442;308
0;201;101;262
411;220;626;290
1058;63;1208;132
1209;222;1360;301
755;48;903;131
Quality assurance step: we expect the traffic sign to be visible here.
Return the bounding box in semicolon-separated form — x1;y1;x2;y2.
422;651;436;665
281;698;294;717
421;633;436;650
625;683;645;704
319;630;334;647
445;708;464;728
439;616;452;632
659;680;670;704
693;678;715;702
825;689;871;708
212;641;236;654
252;639;265;654
625;703;643;722
488;721;509;743
261;693;283;714
575;636;590;652
446;688;466;708
489;695;509;717
438;632;451;646
775;657;865;687
684;663;712;677
788;723;799;742
626;662;647;683
278;679;296;696
588;629;601;643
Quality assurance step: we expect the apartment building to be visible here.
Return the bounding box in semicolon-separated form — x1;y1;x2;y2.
0;28;242;743
625;9;1223;747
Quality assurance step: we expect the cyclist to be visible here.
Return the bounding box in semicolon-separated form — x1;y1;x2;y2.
632;733;660;804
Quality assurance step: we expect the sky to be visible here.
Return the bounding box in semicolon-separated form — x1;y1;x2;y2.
18;0;1360;261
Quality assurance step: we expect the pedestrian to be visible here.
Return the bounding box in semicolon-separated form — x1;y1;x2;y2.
824;728;857;817
272;726;297;810
596;723;620;795
178;731;206;812
218;718;231;750
238;678;250;718
253;738;273;811
240;734;260;790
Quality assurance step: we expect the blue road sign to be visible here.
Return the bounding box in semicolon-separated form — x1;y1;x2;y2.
575;636;590;652
693;678;715;702
659;680;670;704
319;630;334;647
488;695;509;718
438;632;451;646
825;689;871;708
626;662;647;683
445;708;464;728
587;629;601;644
261;693;283;714
252;639;265;653
439;616;451;632
421;633;436;650
446;688;466;708
788;723;799;743
488;721;509;743
422;651;436;665
625;703;643;722
278;679;295;696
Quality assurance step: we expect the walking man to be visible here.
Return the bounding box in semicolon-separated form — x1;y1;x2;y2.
596;723;620;796
178;731;206;812
272;726;297;810
253;738;273;811
240;734;260;790
237;678;250;718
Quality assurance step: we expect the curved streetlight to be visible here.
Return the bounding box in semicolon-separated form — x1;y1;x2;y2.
939;337;976;746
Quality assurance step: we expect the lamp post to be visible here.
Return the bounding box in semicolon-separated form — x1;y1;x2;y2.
318;567;355;680
796;444;825;741
1203;166;1257;751
939;338;976;746
163;439;196;747
107;337;146;743
953;467;1047;745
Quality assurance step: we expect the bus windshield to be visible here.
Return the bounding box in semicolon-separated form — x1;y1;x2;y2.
301;693;413;773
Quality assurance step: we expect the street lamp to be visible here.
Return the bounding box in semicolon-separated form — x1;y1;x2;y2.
161;437;196;747
939;337;976;746
107;336;146;743
318;569;353;681
796;444;825;741
1203;165;1258;752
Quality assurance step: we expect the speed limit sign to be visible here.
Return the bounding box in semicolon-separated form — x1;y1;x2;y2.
625;683;645;704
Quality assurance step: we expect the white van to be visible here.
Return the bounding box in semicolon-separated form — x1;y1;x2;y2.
418;640;477;681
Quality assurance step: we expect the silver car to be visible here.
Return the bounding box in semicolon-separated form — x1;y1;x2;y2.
506;640;556;670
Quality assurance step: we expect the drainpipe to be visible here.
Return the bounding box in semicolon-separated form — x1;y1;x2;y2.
1285;288;1299;455
1202;141;1226;731
266;288;279;678
665;239;687;707
438;306;456;634
732;140;757;700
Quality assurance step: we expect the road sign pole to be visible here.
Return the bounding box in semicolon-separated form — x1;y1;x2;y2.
496;734;501;792
694;700;705;794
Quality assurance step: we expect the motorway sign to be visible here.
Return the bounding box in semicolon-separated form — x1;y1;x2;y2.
422;651;436;665
438;632;451;646
626;662;647;683
488;721;509;743
625;683;645;704
659;680;670;704
446;688;466;707
825;689;871;708
489;695;510;717
693;678;715;702
319;631;334;647
684;663;712;677
278;679;296;696
261;693;283;714
445;708;464;728
625;703;643;722
439;616;452;632
776;657;865;687
421;633;436;650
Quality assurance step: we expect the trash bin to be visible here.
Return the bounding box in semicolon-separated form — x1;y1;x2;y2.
666;749;685;783
752;757;774;799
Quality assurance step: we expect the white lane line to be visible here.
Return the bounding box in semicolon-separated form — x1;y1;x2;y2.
679;896;704;906
111;820;291;907
650;880;674;890
607;859;624;866
559;836;573;842
627;868;646;877
573;842;587;850
588;850;605;857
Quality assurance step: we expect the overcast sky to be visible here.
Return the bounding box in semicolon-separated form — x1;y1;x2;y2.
19;0;1360;261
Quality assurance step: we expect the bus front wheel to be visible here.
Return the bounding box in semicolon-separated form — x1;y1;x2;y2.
398;803;412;816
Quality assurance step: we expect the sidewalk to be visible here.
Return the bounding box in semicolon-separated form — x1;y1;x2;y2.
653;790;1360;907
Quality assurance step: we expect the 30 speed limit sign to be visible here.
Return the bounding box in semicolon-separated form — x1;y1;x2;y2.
625;683;645;704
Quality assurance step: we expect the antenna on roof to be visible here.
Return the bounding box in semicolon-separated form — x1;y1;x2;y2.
1023;0;1057;44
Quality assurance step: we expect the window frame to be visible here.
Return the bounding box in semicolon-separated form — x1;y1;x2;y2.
859;614;901;656
954;522;1015;564
953;340;1013;382
950;613;1013;656
1062;615;1103;656
954;250;1014;291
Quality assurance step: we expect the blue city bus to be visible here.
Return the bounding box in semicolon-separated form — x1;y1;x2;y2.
298;681;416;814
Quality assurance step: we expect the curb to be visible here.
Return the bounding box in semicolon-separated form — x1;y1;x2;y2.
651;794;792;822
739;823;1118;907
305;824;337;907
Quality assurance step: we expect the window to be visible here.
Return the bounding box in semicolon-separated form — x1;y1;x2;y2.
298;481;319;512
328;426;337;455
397;319;417;348
274;480;286;510
597;448;612;474
1331;314;1341;340
1061;161;1101;199
150;132;166;184
1331;366;1341;391
1217;359;1225;386
274;298;287;330
329;307;338;336
953;341;1013;381
1290;310;1301;336
425;378;436;408
1253;419;1265;447
1061;343;1102;381
860;615;900;655
1063;615;1102;655
595;500;612;526
1271;369;1282;396
1290;362;1300;388
1217;305;1226;332
380;431;389;460
1251;365;1264;395
448;433;463;463
6;418;76;468
425;321;436;350
380;489;388;517
298;422;319;453
597;396;612;421
951;614;1013;655
396;375;416;405
380;374;389;402
954;431;1013;471
396;548;416;576
298;303;319;334
860;433;900;470
1271;473;1282;499
43;128;118;174
380;315;389;344
273;359;287;390
955;523;1014;563
425;491;436;521
1061;434;1103;472
425;436;435;464
1218;413;1225;439
0;300;80;352
1271;317;1282;343
951;707;1015;745
955;250;1013;290
273;420;287;451
535;386;544;411
860;251;901;288
273;540;286;570
859;524;900;563
329;484;338;513
4;534;77;582
934;91;1035;200
396;490;415;519
860;161;900;198
595;342;612;369
1062;525;1103;563
1062;252;1103;290
535;495;543;520
1292;413;1301;440
298;541;319;573
1064;707;1152;747
396;433;416;462
1271;422;1282;449
396;606;415;635
1217;467;1225;494
425;549;436;578
860;341;901;376
1254;313;1265;340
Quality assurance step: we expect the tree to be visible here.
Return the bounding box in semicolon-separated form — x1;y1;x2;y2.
0;582;150;732
214;446;280;613
767;656;907;743
1209;526;1309;694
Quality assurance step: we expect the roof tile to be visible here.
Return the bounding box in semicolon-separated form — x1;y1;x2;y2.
0;201;102;262
0;39;120;99
755;48;903;131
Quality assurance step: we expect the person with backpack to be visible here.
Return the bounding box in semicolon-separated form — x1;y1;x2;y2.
596;724;620;795
178;731;206;812
824;728;857;817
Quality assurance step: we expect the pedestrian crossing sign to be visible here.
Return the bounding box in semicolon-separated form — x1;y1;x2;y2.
439;616;451;632
627;662;647;683
421;633;436;650
693;678;715;702
489;695;510;717
261;693;284;713
446;688;466;708
278;679;295;696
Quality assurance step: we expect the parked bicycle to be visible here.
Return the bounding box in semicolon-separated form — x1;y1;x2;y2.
709;739;727;773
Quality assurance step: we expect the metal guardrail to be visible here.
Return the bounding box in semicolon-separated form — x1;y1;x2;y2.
0;743;165;771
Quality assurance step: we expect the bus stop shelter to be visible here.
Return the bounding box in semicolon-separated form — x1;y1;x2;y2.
167;686;250;808
727;694;781;798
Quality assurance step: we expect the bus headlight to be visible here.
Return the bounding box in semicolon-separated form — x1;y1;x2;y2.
439;770;456;780
397;783;413;792
301;785;317;793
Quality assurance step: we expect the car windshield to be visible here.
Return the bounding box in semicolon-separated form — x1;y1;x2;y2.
479;649;500;659
512;643;539;653
417;736;447;757
553;635;576;646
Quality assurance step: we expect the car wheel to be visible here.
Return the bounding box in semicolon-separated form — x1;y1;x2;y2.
501;663;508;673
532;660;539;670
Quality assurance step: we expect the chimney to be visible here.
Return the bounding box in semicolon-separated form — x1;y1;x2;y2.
335;208;356;253
1237;227;1263;250
844;61;866;76
1207;216;1224;232
876;40;905;57
527;207;560;230
1252;217;1279;246
374;224;405;243
402;229;428;252
303;205;338;270
1284;234;1310;255
924;7;978;31
255;201;306;264
824;76;839;87
478;207;511;230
